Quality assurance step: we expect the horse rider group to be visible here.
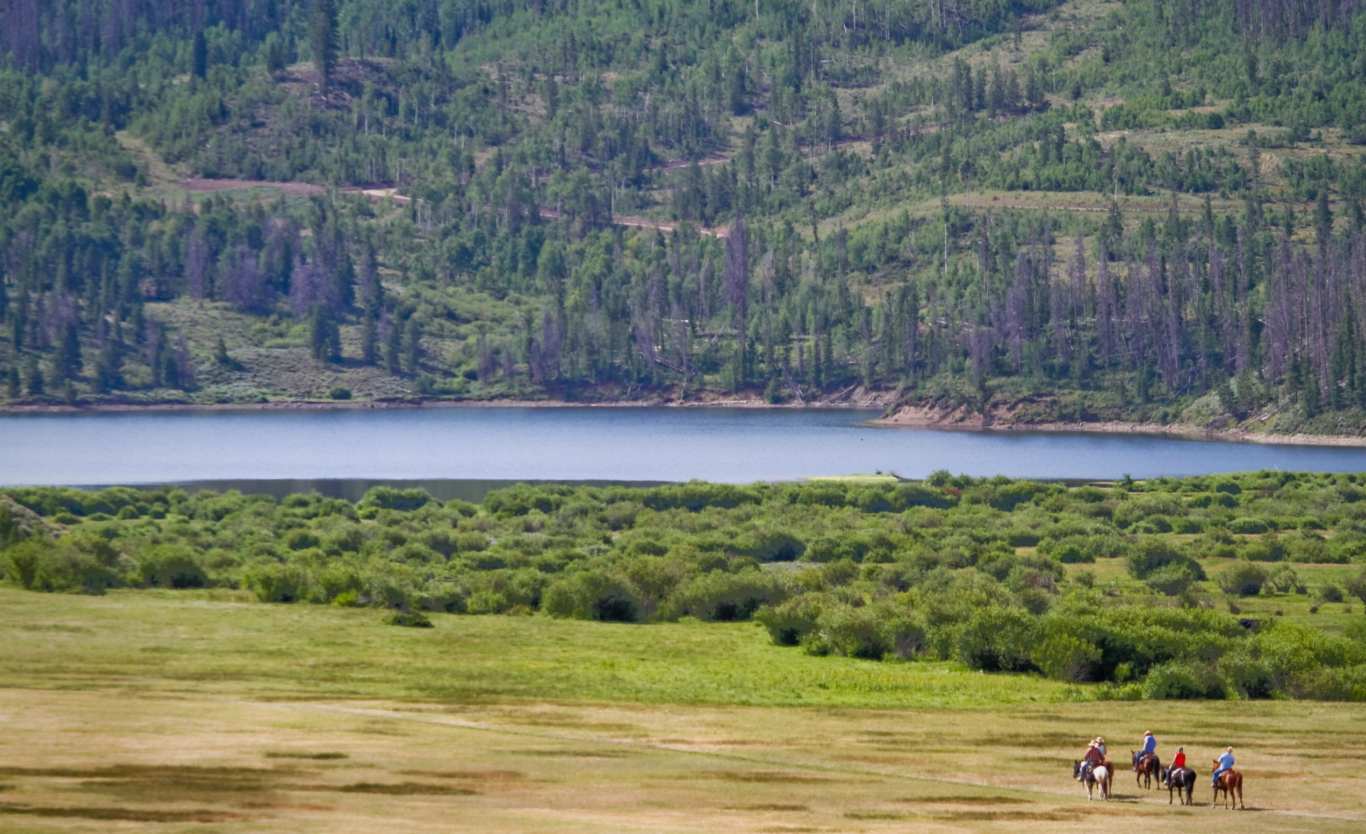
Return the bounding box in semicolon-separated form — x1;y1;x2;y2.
1077;732;1235;790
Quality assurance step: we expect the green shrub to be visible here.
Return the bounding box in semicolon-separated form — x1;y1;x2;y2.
543;569;645;622
1218;650;1276;699
1229;517;1270;534
1126;539;1205;582
1346;570;1366;604
1053;542;1093;563
359;486;432;512
382;610;433;627
808;604;889;659
1315;583;1345;604
1266;565;1306;594
284;529;321;551
1145;562;1203;596
243;562;312;603
4;535;123;594
1243;539;1285;561
660;569;785;621
755;594;824;646
953;606;1039;672
327;386;352;400
1031;634;1101;682
139;546;208;589
1218;562;1269;597
733;527;806;562
1142;661;1227;699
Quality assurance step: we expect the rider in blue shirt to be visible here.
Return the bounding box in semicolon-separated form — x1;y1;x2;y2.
1140;731;1157;757
1212;747;1235;786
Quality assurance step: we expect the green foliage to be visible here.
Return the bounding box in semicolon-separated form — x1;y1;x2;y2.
1219;562;1270;597
1031;633;1101;683
954;606;1038;672
5;472;1366;700
1126;539;1206;582
382;610;433;628
8;0;1366;431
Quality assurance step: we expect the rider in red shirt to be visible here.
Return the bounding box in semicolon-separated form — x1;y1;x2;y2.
1171;746;1187;770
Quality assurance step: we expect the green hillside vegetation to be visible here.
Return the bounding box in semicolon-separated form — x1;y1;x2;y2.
5;471;1366;701
5;1;1366;436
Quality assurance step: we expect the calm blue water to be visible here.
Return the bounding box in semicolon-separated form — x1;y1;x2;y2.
1;407;1364;486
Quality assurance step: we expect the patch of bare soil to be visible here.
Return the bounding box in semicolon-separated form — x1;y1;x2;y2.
181;177;325;197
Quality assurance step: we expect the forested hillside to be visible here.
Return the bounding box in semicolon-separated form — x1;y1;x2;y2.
5;1;1366;435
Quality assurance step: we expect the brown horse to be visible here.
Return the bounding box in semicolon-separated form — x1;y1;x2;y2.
1212;765;1244;810
1131;750;1161;789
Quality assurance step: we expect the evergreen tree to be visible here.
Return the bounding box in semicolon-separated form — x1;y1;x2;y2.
385;316;402;374
309;0;339;84
53;321;82;381
403;318;421;374
174;335;195;390
24;356;43;396
361;310;378;365
309;304;340;362
191;32;208;80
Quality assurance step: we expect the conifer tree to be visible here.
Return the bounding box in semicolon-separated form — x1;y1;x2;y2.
309;0;339;85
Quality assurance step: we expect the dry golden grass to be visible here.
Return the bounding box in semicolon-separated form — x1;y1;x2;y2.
1;589;1364;833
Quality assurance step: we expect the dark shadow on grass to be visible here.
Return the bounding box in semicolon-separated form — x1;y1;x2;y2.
0;803;250;823
323;782;478;796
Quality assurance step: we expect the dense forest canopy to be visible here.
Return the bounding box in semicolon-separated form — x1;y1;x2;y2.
4;472;1366;700
3;0;1366;435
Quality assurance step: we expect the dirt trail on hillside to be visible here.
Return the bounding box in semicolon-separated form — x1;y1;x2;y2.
180;179;412;203
538;207;729;237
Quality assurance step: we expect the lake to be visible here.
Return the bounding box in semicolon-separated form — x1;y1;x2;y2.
3;406;1365;491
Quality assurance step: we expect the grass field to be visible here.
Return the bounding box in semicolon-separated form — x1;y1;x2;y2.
2;589;1365;833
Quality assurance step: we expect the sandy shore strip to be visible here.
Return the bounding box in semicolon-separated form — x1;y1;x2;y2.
870;405;1366;447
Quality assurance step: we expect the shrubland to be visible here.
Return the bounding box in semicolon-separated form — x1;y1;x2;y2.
4;470;1366;701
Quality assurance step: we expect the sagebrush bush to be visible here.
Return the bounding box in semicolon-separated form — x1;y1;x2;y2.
1218;562;1269;597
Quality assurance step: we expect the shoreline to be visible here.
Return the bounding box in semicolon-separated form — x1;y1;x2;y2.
5;396;1365;448
870;404;1366;448
0;395;891;415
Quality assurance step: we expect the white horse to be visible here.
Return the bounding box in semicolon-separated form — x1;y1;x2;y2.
1087;765;1110;800
1073;760;1110;800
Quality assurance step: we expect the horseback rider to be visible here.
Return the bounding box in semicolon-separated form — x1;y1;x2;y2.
1135;730;1157;766
1171;746;1186;770
1080;739;1104;781
1212;746;1235;787
1095;736;1107;758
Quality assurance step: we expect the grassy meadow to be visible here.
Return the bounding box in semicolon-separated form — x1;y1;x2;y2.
3;588;1365;833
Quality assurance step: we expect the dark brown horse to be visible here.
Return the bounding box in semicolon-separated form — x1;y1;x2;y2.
1131;750;1161;789
1160;765;1196;805
1212;765;1244;810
